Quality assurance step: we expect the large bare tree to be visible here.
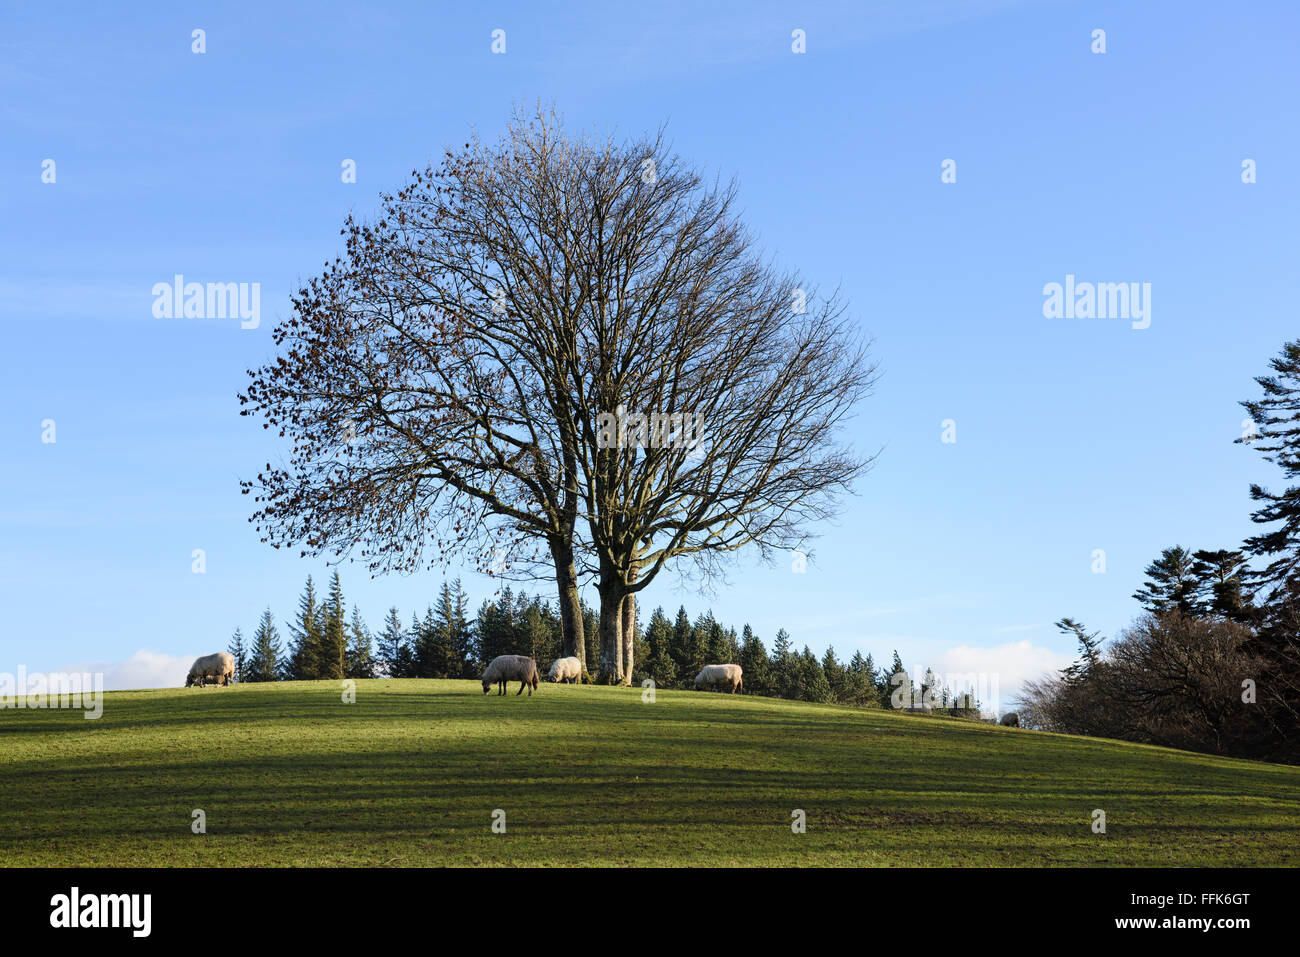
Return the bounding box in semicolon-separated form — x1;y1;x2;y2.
240;108;877;683
240;109;599;667
567;174;878;681
518;129;879;682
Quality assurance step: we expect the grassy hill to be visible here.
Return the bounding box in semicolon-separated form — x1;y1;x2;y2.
2;679;1298;866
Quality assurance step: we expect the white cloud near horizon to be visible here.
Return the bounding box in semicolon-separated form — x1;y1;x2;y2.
52;649;191;691
928;640;1072;712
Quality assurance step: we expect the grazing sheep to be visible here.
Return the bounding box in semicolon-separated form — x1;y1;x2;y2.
186;652;235;688
1000;712;1020;728
693;663;743;694
547;656;582;684
482;655;540;696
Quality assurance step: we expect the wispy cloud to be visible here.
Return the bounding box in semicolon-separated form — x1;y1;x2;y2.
53;649;191;691
929;639;1072;705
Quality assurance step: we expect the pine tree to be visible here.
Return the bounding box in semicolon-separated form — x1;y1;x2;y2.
644;607;677;689
721;627;740;664
428;584;461;677
921;666;941;709
844;651;877;707
518;596;558;670
692;611;717;674
630;603;650;683
346;606;375;679
377;607;411;678
885;650;908;709
1056;618;1104;684
771;628;797;699
1236;342;1300;754
475;589;520;665
412;605;441;678
668;606;695;680
474;599;496;668
888;650;905;678
443;580;477;677
861;651;876;676
800;646;832;703
246;608;282;683
1240;339;1300;604
285;575;325;680
1133;546;1202;616
418;579;475;676
1191;548;1250;620
500;588;521;656
821;645;846;703
317;571;348;680
702;615;725;663
738;625;771;696
227;628;248;683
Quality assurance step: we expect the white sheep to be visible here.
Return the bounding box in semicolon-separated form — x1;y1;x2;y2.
547;656;582;684
186;652;235;687
482;655;540;696
693;663;743;694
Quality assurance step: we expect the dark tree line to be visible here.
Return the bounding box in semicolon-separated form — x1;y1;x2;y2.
223;573;972;712
1020;340;1300;764
636;607;975;710
228;575;483;683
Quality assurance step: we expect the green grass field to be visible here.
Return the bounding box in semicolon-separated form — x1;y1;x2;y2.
2;679;1297;866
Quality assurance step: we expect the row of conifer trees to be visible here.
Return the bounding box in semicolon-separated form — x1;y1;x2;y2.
225;574;965;710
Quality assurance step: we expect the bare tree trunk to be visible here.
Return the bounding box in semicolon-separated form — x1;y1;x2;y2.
551;539;585;673
597;566;625;684
597;604;624;684
620;592;636;686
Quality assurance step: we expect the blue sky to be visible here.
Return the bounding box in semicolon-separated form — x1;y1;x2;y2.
2;0;1297;700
